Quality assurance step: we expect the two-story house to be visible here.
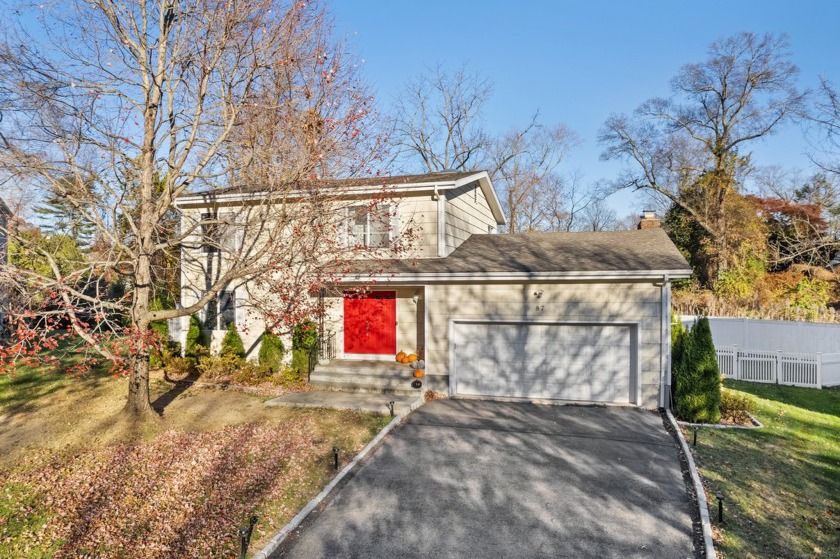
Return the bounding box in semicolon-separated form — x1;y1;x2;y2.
175;171;692;409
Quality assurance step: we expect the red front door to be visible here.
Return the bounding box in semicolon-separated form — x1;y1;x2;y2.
343;291;397;355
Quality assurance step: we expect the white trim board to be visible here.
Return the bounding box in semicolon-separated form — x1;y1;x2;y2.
338;270;693;283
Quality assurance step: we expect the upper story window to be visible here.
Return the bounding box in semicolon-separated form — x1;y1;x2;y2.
205;290;235;330
200;212;239;254
346;204;391;249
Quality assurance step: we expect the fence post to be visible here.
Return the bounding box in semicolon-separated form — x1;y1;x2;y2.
776;350;782;384
734;345;739;380
817;353;822;388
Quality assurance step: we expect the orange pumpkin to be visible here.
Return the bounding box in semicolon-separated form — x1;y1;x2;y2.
399;355;409;364
396;351;406;362
407;353;418;363
413;369;425;378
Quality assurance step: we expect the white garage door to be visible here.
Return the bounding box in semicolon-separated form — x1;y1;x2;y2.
452;323;632;403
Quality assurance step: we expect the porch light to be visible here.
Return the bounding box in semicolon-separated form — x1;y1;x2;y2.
412;291;420;304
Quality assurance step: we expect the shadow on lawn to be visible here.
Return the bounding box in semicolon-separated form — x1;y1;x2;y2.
725;379;840;417
0;367;111;418
151;372;203;414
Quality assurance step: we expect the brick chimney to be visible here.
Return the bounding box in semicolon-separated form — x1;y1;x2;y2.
638;209;661;229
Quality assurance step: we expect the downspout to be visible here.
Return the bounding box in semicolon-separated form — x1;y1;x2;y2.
660;273;671;409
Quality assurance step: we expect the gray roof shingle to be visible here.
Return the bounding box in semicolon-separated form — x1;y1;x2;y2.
344;229;691;277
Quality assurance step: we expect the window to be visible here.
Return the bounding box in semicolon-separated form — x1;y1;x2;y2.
201;213;240;254
205;290;235;330
346;204;391;248
201;212;218;253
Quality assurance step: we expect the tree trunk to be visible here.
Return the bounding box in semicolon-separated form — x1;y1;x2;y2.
125;352;153;415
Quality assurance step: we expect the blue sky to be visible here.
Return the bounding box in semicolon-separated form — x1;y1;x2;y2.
331;1;840;214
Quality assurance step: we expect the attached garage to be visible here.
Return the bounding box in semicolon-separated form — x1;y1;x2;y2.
451;321;637;403
340;228;693;409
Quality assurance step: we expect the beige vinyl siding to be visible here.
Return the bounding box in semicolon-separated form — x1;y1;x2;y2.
423;281;664;408
444;180;497;254
396;194;438;258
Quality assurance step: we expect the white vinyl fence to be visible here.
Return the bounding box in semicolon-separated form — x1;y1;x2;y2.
716;345;840;388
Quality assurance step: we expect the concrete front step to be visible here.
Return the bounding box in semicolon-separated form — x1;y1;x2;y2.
309;377;422;396
310;359;425;395
315;359;416;377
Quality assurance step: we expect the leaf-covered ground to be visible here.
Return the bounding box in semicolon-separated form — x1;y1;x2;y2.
0;360;390;557
689;381;840;558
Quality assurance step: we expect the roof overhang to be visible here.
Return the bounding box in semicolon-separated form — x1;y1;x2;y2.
173;171;507;225
334;269;693;284
0;198;10;216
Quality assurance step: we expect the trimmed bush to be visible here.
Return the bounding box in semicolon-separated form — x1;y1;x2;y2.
271;366;305;388
291;320;319;375
185;315;206;360
220;324;246;359
292;320;318;352
232;362;273;385
196;354;243;379
164;356;195;378
720;388;757;423
673;316;722;423
258;331;285;372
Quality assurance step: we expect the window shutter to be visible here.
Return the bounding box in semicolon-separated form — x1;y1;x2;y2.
389;203;399;243
235;291;247;329
339;206;348;248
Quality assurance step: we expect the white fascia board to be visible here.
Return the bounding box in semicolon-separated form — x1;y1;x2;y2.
173;173;491;208
336;269;693;284
453;171;506;225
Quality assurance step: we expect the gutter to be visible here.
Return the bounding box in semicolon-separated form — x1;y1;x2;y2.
336;269;694;284
173;174;490;207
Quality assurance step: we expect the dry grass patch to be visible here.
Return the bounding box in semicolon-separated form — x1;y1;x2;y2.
0;361;390;557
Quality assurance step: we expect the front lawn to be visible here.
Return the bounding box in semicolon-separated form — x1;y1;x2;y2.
690;380;840;558
0;356;390;558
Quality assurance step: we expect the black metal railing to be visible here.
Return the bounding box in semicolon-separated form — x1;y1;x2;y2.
307;330;336;380
320;329;336;362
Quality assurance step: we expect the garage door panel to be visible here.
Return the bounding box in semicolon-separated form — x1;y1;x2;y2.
454;323;631;403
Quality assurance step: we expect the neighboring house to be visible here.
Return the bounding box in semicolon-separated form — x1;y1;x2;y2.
0;198;9;336
175;171;692;409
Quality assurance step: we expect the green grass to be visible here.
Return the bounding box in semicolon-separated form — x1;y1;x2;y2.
692;380;840;558
0;342;109;414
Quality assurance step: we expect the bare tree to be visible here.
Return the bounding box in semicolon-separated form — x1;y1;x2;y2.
0;0;387;416
391;65;580;232
491;120;579;233
600;32;807;283
391;65;493;173
545;171;596;232
579;199;619;232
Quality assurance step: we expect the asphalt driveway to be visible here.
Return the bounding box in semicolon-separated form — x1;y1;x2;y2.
275;400;697;558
